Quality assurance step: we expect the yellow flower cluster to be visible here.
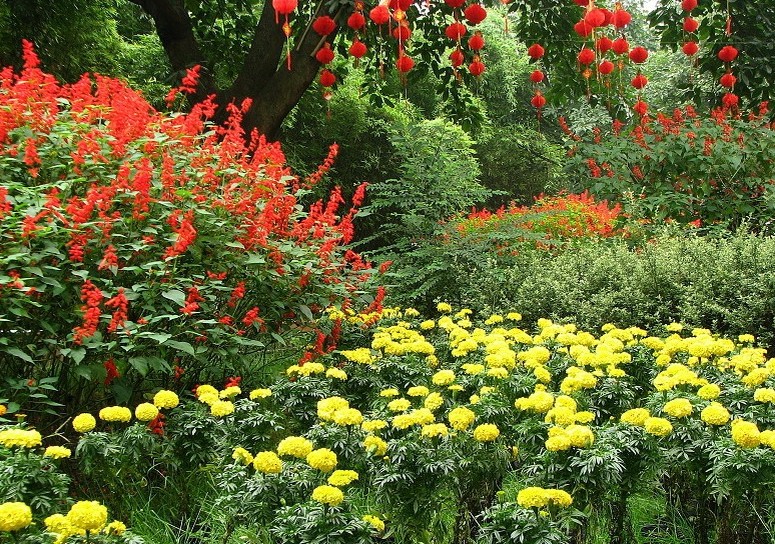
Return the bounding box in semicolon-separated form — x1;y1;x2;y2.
253;451;283;474
545;425;594;451
307;448;338;472
516;487;573;509
392;408;435;430
700;402;730;426
153;390;180;409
731;420;760;448
473;423;500;442
72;413;97;433
249;388;272;400
328;469;359;486
339;347;376;365
662;398;693;418
362;514;385;531
277;436;314;459
643;417;673;437
0;428;42;449
67;500;109;532
210;400;235;417
44;446;72;459
134;402;159;421
311;485;344;506
98;406;132;423
0;502;32;532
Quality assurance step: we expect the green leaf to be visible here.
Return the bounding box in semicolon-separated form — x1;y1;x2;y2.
4;347;33;363
161;289;185;305
165;340;196;356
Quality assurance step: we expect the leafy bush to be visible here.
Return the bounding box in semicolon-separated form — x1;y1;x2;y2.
0;44;379;412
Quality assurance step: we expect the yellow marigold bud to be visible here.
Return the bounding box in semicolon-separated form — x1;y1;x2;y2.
307;448;337;472
67;501;108;532
0;429;42;449
72;413;96;433
0;502;33;532
277;436;314;459
473;423;500;442
327;470;359;487
98;406;132;423
210;400;235;417
134;403;159;422
701;402;730;426
363;515;385;532
44;446;72;459
253;451;283;474
153;390;179;409
731;419;760;448
311;485;344;506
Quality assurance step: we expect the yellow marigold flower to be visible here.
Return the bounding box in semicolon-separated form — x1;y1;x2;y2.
392;414;415;430
44;446;72;459
426;355;439;367
98;406;132;423
0;502;33;532
662;398;693;419
448;406;476;431
545;489;573;507
754;388;775;403
470;394;481;404
333;408;363;426
666;322;683;332
195;384;218;398
307;448;338;472
134;403;159;422
731;420;760;448
473;423;500;442
421;423;449;438
318;397;350;421
424;392;444;411
621;408;650;426
311;485;344;506
420;320;436;330
760;430;775;449
410;408;435;426
297;362;326;376
644;417;673;437
487;367;509;379
72;413;96;433
484;314;504;325
219;386;241;399
361;420;388;433
363;515;385;532
67;501;108;532
153;390;179;409
363;435;388;456
529;390;555;413
232;447;253;466
249;388;272;400
407;386;430;397
328;470;359;487
387;398;411;412
545;432;572;452
44;513;73;534
326;367;348;380
701;402;730;426
104;520;127;536
436;302;453;313
545;407;576;427
534;366;552;383
742;368;770;387
505;312;521;321
198;392;219;406
339;348;375;365
566;425;595;448
574;411;595;424
210;400;235;417
0;405;6;416
697;383;721;400
517;487;548;508
404;307;420;317
0;429;42;449
462;363;485;375
448;384;464;392
432;369;456;386
253;451;283;474
277;436;314;459
380;388;399;398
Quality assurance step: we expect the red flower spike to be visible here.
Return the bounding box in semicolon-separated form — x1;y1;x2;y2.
612;9;632;28
392;24;412;41
612;37;630;55
633;100;648;116
578;48;596;65
629;46;649;63
347;12;366;30
531;92;547;108
445;0;466;7
530;69;544;83
683;17;699;33
369;5;390;25
320;69;336;87
631;73;648;89
468;32;485;50
445;22;468;40
682;41;699;56
720;72;737;88
464;3;487;25
312;15;337;36
396;54;414;73
596;36;613;53
450;48;465;67
718;45;738;62
682;0;698;11
315;43;335;64
469;60;485;76
598;60;615;75
349;39;367;58
527;43;545;59
584;8;606;28
574;20;594;37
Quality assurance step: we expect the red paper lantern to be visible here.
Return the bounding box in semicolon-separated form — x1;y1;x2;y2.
468;32;485;50
682;41;699;56
681;0;698;11
464;3;487;25
718;45;738;62
272;0;298;20
720;72;737;88
312;15;337;36
631;74;648;89
598;60;615;74
683;17;699;33
445;0;466;8
320;69;336;87
389;0;411;10
347;12;366;30
584;8;606;27
369;5;390;25
445;22;468;40
612;9;632;28
396;54;415;73
601;8;613;26
578;48;596;65
527;43;545;59
450;48;465;67
722;92;739;108
629;46;649;63
349;39;367;58
596;36;613;53
612;37;630;55
574;20;594;37
469;60;485;76
633;100;648;116
531;92;547;108
530;69;544;82
573;0;589;6
315;43;335;64
392;24;412;41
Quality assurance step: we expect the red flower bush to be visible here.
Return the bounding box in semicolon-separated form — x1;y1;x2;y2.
0;43;379;403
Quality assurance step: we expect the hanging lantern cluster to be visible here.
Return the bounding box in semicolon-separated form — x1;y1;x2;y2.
527;43;547;117
716;0;739;109
681;0;700;57
444;0;489;79
313;16;338;102
272;0;299;69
